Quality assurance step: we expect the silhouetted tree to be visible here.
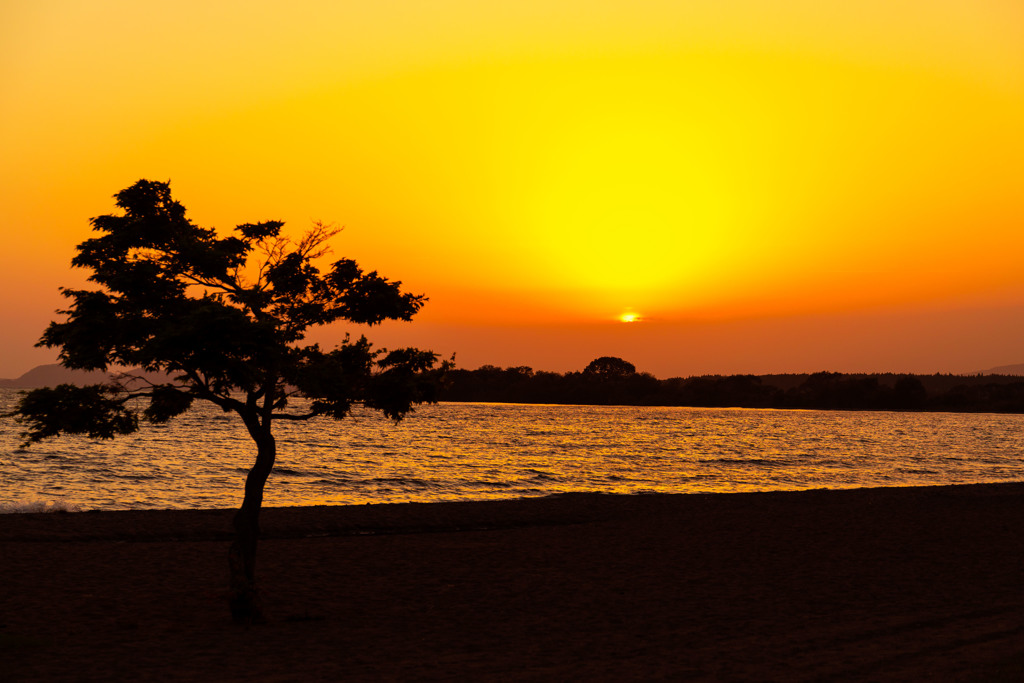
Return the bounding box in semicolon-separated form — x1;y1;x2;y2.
583;356;636;378
12;180;446;622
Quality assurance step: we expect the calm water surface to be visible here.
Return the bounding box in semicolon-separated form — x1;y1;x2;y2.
1;388;1021;511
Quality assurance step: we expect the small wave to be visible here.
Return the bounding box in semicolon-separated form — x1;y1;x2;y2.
703;457;774;465
280;439;322;448
370;477;432;487
469;480;514;489
0;500;81;514
272;468;309;477
313;477;355;486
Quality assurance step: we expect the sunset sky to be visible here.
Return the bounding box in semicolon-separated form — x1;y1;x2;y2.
2;1;1023;379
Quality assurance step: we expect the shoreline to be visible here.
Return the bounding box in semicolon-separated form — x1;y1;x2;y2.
3;482;1023;680
2;481;1022;541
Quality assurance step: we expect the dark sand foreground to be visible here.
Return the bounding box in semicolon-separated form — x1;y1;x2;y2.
2;484;1022;681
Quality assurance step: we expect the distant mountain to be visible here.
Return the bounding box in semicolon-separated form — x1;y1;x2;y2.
980;364;1024;376
0;364;111;389
0;364;167;389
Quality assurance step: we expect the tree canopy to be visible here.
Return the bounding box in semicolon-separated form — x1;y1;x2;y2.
18;180;441;438
583;356;637;378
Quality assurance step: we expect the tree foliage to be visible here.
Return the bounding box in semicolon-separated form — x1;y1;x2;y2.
583;356;637;378
16;180;444;441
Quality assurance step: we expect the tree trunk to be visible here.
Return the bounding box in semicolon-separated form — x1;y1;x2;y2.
228;433;276;623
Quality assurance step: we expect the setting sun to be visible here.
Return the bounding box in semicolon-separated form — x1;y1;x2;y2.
619;313;640;323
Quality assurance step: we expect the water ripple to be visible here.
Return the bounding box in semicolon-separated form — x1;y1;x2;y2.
2;391;1023;511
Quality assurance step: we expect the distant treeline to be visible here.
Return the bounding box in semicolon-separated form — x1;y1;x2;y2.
439;357;1024;413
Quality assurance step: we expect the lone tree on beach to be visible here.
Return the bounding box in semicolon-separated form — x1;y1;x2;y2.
13;180;446;622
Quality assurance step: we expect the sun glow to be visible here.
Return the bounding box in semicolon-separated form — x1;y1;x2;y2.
2;1;1024;377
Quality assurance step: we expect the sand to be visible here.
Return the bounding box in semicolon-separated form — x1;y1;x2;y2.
1;484;1022;681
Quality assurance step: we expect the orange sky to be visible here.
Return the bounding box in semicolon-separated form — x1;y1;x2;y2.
2;1;1023;378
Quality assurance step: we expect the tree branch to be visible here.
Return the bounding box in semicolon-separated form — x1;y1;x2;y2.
182;369;246;413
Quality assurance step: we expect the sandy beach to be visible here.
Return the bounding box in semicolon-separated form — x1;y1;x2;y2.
2;483;1022;681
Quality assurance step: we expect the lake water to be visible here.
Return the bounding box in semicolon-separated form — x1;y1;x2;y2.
1;388;1022;511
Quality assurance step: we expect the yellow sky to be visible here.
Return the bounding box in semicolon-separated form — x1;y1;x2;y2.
2;1;1023;377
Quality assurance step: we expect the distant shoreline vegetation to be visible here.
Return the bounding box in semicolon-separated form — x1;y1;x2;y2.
7;359;1024;414
439;357;1024;414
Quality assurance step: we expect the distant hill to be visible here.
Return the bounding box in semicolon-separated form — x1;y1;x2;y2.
0;364;167;389
980;363;1024;376
0;364;111;389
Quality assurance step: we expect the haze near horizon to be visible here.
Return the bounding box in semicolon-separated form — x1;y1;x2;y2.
3;1;1023;378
